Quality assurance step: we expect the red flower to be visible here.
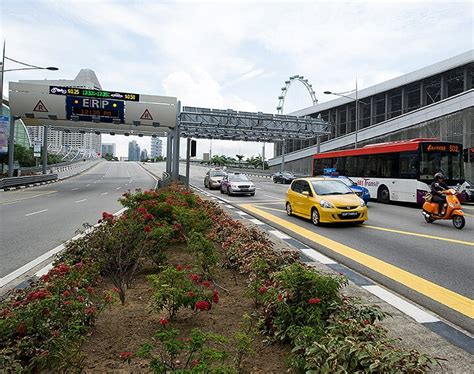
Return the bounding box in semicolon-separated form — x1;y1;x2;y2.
190;274;200;283
62;290;71;298
40;274;50;282
119;351;133;360
85;306;97;315
258;287;268;295
16;323;27;336
277;294;284;302
185;264;192;271
176;264;183;272
159;318;169;326
187;291;195;298
75;261;84;270
363;319;371;326
77;296;85;303
112;287;120;294
212;293;219;304
195;300;211;311
144;213;154;221
64;300;73;306
308;298;321;305
144;225;152;233
203;281;211;288
51;329;60;337
191;359;199;368
86;286;94;295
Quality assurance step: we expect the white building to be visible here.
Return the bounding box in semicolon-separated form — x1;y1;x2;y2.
22;69;102;154
150;137;163;158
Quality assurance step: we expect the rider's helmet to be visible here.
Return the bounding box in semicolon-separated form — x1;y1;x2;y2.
434;172;445;180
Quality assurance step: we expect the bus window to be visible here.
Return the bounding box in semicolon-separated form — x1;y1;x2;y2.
345;156;357;177
399;152;418;179
356;156;368;177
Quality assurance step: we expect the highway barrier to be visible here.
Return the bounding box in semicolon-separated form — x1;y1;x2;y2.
0;174;58;189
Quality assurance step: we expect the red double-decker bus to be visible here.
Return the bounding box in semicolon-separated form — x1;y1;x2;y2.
313;138;464;204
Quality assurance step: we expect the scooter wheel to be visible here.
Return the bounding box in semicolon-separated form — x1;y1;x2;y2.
452;215;465;230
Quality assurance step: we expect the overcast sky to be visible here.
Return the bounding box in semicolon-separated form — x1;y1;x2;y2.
1;0;472;158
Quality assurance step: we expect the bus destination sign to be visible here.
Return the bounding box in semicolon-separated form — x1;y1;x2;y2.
50;86;140;102
66;96;125;124
424;143;460;153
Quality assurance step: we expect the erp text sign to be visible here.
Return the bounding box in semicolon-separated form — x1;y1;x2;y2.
66;96;125;124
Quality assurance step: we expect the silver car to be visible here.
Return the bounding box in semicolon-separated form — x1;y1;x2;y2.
204;169;226;189
220;173;256;196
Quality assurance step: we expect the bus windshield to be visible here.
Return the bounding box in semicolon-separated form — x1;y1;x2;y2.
419;150;464;183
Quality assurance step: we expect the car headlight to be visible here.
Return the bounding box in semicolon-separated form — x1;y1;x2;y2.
360;198;366;207
319;199;334;209
230;183;238;188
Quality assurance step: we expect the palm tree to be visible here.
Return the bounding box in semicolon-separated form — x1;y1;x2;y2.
236;154;244;167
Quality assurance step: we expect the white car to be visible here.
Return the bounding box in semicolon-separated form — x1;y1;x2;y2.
204;169;226;189
220;173;256;196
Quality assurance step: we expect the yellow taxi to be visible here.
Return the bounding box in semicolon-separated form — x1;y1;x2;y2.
285;177;368;225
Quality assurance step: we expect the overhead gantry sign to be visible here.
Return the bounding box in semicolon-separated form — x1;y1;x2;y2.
9;82;177;136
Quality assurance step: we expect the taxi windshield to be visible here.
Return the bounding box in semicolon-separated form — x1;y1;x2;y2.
312;180;353;195
229;174;249;181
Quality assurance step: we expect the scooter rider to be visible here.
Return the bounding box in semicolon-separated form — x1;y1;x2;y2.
431;172;449;215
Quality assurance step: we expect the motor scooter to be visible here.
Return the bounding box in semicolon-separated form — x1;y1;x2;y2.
422;188;465;229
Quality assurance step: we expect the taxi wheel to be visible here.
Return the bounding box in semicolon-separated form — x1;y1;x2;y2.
311;208;320;226
286;202;292;216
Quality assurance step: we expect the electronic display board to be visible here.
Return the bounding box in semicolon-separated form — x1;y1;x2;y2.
66;96;125;124
50;86;139;101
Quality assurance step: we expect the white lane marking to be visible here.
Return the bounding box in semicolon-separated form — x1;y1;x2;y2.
224;204;234;209
1;207;128;289
269;230;291;240
100;192;108;196
74;199;87;203
71;188;79;191
299;248;337;264
236;210;250;216
264;194;277;198
116;186;122;190
94;181;98;184
249;218;264;225
256;188;262;190
363;285;439;323
25;209;48;217
86;184;90;187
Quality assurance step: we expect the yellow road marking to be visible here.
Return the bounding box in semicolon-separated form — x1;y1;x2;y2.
250;205;286;213
240;203;474;318
363;225;474;247
0;191;57;205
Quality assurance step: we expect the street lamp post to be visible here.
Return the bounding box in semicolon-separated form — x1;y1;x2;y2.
324;79;367;149
0;40;58;176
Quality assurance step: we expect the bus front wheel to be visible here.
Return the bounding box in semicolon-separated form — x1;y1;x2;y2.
377;185;390;204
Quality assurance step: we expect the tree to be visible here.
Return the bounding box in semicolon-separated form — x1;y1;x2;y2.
236;154;244;167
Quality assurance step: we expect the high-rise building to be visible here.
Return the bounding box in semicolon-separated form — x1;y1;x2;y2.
150;137;163;159
101;143;116;157
140;149;148;161
128;140;141;161
21;69;102;154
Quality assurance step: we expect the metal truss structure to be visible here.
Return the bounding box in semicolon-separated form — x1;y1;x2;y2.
277;75;317;114
179;106;330;142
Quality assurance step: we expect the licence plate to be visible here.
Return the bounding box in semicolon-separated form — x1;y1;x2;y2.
341;212;358;217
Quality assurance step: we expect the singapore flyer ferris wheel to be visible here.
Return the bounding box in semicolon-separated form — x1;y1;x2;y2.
276;75;317;114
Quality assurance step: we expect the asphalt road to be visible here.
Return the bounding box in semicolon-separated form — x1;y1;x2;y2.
144;162;473;331
0;161;156;278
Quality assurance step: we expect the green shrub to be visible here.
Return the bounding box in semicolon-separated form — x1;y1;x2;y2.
188;231;218;278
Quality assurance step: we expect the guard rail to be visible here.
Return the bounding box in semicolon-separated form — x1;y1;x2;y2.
0;174;58;189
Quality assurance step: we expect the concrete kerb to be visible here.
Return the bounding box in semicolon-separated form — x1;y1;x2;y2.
189;183;474;366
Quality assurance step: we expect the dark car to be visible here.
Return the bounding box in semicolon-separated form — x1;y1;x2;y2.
273;172;295;184
220;173;256;196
